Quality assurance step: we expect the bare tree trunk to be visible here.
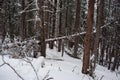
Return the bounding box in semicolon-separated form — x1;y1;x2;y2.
48;0;53;47
49;0;57;49
44;0;50;39
64;1;69;49
58;0;62;52
111;46;118;71
100;39;105;65
0;23;6;43
82;0;95;74
73;0;81;58
38;0;46;57
92;0;104;67
108;44;112;70
21;0;26;40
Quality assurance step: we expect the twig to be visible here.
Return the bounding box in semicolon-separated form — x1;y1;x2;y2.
5;63;24;80
72;66;77;72
43;70;50;80
1;55;24;80
81;74;86;80
99;75;104;80
19;0;35;14
0;63;5;67
22;59;39;80
46;77;54;80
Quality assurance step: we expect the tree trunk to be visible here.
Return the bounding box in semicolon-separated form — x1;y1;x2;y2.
58;0;62;52
49;0;57;49
73;0;81;58
82;0;95;74
44;0;50;39
92;0;104;67
38;0;46;57
21;0;26;40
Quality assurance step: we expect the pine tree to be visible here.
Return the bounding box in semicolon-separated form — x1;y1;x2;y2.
49;0;57;49
73;0;81;58
82;0;95;74
21;0;26;40
58;0;62;52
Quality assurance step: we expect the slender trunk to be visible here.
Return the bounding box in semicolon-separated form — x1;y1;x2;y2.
111;46;118;71
92;0;104;67
49;0;57;49
73;0;81;58
44;0;49;39
38;0;46;57
108;44;113;70
21;0;26;40
58;0;62;52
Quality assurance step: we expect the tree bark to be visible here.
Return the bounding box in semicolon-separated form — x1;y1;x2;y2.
58;0;62;52
38;0;46;57
44;0;50;39
49;0;57;49
82;0;95;74
93;0;104;66
21;0;26;40
73;0;81;58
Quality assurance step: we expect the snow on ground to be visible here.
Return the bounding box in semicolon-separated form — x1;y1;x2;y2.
0;46;120;80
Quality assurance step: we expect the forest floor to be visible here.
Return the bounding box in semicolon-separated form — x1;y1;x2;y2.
0;45;120;80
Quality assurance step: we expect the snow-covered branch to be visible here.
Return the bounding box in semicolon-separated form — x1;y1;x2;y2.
45;19;117;42
22;8;39;13
45;31;86;42
27;18;40;22
101;19;117;28
19;0;36;14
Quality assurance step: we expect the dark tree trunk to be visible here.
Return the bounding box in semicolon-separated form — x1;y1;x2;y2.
21;0;26;40
73;0;81;58
100;39;105;65
49;0;57;49
44;0;50;39
38;0;46;57
92;0;104;67
108;43;113;70
58;0;62;52
111;47;118;71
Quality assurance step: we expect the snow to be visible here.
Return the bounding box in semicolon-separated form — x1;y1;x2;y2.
0;45;120;80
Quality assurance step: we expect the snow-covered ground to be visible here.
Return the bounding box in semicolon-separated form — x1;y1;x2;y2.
0;46;120;80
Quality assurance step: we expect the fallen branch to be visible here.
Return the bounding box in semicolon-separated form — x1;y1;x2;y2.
45;20;117;42
45;31;86;42
46;58;63;61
